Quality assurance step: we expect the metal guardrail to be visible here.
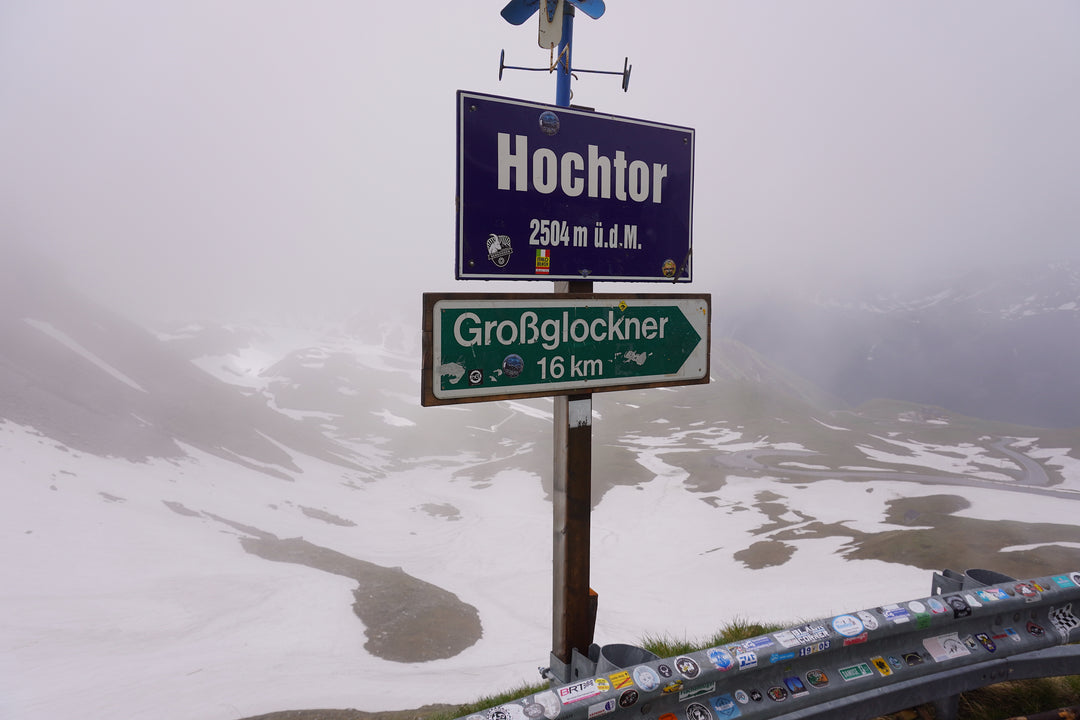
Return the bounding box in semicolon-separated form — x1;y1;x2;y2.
465;570;1080;720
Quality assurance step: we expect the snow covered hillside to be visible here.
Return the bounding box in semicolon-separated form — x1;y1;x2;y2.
4;256;1080;720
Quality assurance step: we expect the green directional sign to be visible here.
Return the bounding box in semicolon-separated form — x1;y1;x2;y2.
422;293;710;405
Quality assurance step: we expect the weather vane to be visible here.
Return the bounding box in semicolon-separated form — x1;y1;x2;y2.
498;0;631;106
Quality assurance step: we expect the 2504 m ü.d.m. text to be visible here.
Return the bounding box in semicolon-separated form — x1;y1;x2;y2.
456;91;695;283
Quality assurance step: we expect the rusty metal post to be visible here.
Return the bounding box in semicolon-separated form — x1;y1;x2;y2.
551;279;596;678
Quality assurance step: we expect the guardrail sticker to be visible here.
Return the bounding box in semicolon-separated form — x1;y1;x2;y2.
923;632;971;661
880;604;911;624
709;694;741;718
1050;603;1079;640
838;663;874;681
831;614;864;637
632;666;659;691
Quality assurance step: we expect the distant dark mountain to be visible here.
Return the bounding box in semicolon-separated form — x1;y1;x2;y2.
0;242;359;474
721;261;1080;428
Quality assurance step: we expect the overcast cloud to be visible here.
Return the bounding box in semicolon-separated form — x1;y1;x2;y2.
3;1;1079;322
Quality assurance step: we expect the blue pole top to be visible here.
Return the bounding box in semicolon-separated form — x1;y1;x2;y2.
500;0;608;107
555;6;574;107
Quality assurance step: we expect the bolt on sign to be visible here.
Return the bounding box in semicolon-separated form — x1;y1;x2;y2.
456;91;695;283
421;293;710;406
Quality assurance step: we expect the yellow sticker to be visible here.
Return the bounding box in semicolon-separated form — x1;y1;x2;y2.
618;301;627;311
609;671;633;689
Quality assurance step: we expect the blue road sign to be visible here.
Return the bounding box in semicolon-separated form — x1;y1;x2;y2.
456;91;695;283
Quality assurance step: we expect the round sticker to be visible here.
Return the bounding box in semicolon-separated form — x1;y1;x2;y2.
538;111;560;136
633;665;659;692
927;597;947;614
832;614;864;637
502;354;524;378
806;669;829;688
685;703;712;720
734;690;750;704
767;686;788;702
676;656;700;679
908;600;926;614
857;610;880;631
1015;583;1039;599
618;690;638;708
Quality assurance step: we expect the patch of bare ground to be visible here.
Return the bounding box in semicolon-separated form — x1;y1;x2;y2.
240;534;482;662
734;539;796;568
765;494;1080;579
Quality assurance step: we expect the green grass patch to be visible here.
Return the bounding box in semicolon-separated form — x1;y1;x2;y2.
641;618;783;658
957;676;1080;720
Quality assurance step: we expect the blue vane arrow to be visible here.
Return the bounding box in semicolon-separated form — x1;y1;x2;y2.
500;0;540;25
566;0;605;19
500;0;605;25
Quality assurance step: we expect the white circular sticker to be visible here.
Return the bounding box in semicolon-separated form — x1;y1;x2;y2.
857;610;880;631
831;614;865;637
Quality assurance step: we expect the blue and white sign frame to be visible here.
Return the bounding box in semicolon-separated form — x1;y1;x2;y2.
456;90;695;283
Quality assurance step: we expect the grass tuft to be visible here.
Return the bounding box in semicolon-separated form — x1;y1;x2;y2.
425;681;549;720
640;618;783;658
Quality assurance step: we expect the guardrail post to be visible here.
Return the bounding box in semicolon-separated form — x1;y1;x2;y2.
932;694;960;720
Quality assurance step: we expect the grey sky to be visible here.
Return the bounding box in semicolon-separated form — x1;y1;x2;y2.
3;1;1079;322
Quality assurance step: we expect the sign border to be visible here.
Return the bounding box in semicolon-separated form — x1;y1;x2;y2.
455;90;695;283
421;292;711;407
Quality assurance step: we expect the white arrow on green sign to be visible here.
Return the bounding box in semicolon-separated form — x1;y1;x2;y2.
422;293;710;405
